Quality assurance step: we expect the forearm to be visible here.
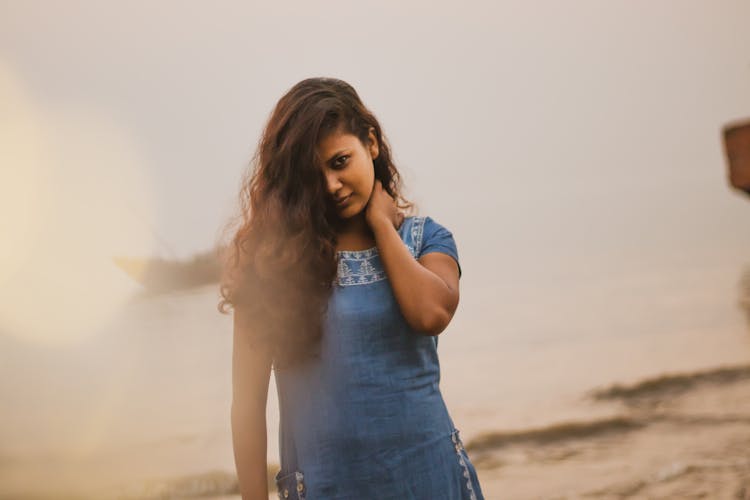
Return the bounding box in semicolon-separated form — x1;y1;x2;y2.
231;405;269;500
371;218;454;334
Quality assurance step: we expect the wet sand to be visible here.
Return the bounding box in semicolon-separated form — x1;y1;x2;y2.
470;364;750;499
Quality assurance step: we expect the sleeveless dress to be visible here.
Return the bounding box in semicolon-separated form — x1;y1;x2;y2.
273;215;485;500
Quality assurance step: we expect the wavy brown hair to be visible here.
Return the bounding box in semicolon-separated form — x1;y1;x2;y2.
218;77;414;367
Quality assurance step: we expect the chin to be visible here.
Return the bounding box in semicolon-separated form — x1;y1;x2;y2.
338;204;363;219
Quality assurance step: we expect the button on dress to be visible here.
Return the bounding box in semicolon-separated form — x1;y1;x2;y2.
273;215;485;500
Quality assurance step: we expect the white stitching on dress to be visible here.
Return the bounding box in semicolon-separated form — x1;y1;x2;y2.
276;471;305;500
452;430;478;500
335;217;421;287
412;216;426;256
295;471;305;500
336;253;388;286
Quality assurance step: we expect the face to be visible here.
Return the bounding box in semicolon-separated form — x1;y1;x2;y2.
317;127;379;219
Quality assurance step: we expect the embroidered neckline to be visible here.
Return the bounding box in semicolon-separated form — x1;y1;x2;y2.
335;216;425;287
336;246;378;258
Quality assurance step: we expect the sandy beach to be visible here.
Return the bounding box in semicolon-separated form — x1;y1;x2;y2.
1;278;748;500
7;364;747;500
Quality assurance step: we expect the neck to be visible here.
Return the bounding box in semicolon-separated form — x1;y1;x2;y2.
337;212;371;237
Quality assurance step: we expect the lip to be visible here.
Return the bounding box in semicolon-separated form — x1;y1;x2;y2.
335;194;352;206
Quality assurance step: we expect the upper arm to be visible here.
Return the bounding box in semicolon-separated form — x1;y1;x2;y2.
418;214;461;307
412;216;463;334
418;251;460;317
231;306;272;415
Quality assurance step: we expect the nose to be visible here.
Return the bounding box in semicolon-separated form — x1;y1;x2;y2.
325;169;343;197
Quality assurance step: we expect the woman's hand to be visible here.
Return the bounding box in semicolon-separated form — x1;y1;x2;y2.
365;179;404;230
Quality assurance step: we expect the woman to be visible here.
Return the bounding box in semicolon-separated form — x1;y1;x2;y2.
221;77;484;499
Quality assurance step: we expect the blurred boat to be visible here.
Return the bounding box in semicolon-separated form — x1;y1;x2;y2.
723;119;750;195
723;118;750;324
113;248;223;295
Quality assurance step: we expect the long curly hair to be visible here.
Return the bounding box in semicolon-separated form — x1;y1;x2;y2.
219;77;414;368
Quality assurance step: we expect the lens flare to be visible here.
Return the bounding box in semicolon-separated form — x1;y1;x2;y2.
0;64;155;346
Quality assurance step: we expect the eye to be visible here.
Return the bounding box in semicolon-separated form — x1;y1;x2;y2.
334;155;349;168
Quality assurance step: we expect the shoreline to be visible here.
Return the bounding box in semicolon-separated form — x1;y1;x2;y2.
471;363;750;499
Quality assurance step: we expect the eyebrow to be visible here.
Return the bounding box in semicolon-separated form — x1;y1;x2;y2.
325;149;349;165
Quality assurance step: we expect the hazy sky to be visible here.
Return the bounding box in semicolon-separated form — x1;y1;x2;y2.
2;1;750;343
1;1;747;246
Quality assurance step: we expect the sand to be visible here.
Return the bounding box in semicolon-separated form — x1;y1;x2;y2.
468;364;750;499
114;364;750;499
4;364;750;499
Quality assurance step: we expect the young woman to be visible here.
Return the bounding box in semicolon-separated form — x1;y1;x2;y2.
221;77;484;500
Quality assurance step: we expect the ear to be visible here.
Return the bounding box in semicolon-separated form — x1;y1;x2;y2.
367;127;379;160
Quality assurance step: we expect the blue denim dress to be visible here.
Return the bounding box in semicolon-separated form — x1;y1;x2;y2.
273;216;485;500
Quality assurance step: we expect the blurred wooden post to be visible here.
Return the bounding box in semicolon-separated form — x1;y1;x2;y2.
723;119;750;196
